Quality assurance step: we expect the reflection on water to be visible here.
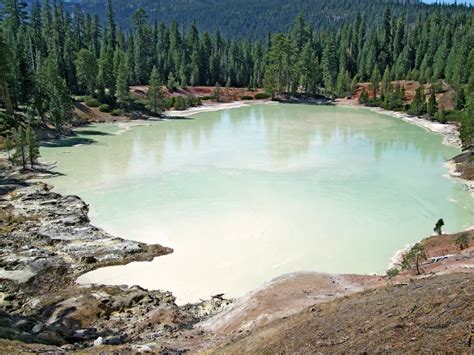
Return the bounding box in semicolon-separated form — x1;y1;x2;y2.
40;104;473;304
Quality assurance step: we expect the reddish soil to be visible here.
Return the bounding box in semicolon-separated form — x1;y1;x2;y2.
351;80;455;110
74;102;129;123
130;85;264;102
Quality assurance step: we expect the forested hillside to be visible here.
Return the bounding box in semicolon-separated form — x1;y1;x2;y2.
36;0;474;39
0;0;474;166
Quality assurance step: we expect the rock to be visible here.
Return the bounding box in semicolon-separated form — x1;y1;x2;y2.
137;345;153;352
103;335;124;345
32;322;45;333
71;328;99;341
37;330;65;345
93;336;103;346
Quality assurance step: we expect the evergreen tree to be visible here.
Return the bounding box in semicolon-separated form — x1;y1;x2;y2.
75;48;98;95
26;124;39;168
115;58;130;106
370;67;381;99
0;29;14;115
13;126;26;170
321;39;338;94
213;82;221;102
427;88;437;118
408;86;426;116
460;93;474;150
359;88;369;105
147;66;163;114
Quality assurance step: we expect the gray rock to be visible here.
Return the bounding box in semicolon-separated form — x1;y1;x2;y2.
32;322;45;333
103;335;124;345
93;336;103;346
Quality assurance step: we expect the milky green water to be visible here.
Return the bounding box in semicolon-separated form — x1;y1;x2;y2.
40;104;473;304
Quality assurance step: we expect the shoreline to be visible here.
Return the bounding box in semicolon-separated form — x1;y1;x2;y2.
164;99;276;118
336;101;474;195
335;101;461;148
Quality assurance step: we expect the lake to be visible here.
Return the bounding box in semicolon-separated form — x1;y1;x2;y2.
40;104;474;304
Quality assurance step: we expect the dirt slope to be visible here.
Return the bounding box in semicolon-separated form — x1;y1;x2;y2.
212;272;474;353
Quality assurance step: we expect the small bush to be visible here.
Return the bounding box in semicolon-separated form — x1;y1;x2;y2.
241;95;254;100
201;95;213;100
74;96;86;102
99;104;111;113
455;233;470;250
255;92;271;100
85;98;101;107
111;109;124;116
132;98;147;111
386;268;400;278
401;243;425;270
162;98;174;110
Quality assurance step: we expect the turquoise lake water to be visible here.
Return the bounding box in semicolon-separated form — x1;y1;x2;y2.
40;104;473;304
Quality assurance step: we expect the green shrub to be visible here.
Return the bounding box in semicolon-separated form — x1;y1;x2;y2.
386;268;400;278
132;98;147;110
201;95;213;100
111;109;124;116
255;92;271;100
401;243;425;270
174;96;186;110
241;95;254;100
187;95;201;107
162;98;174;110
99;104;111;113
85;98;101;107
455;233;470;250
74;96;86;102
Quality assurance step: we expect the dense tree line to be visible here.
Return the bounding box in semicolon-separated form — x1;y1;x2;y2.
55;0;474;40
0;0;473;150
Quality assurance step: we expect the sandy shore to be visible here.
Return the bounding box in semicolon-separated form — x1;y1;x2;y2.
335;100;461;148
164;100;275;118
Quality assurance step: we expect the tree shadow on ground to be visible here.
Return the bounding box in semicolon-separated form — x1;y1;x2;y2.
77;130;113;136
41;137;97;148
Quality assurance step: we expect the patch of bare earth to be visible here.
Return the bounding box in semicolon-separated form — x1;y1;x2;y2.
74;102;128;123
130;85;264;102
211;272;473;353
202;231;473;353
340;80;455;110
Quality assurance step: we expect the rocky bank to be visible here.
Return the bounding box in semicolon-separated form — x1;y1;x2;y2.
0;165;232;352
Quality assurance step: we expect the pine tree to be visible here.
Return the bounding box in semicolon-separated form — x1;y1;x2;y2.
454;88;466;111
167;73;178;92
115;58;130;107
13;127;26;170
99;46;116;98
0;29;14;115
435;105;446;123
427;88;437;118
213;82;221;102
75;48;98;95
408;86;426;116
359;88;369;105
460;93;474;150
105;0;116;48
26;124;39;168
370;67;381;99
147;66;163;114
321;39;338;94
